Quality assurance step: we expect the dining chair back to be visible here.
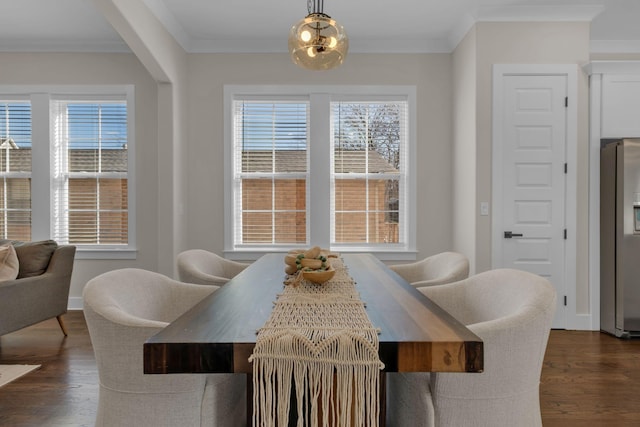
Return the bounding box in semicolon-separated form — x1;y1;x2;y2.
83;268;246;427
389;251;469;287
177;249;250;287
387;268;556;427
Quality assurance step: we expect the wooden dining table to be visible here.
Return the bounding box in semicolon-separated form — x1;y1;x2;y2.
144;253;483;424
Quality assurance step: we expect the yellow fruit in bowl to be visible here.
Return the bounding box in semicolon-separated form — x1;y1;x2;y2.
284;264;298;275
284;254;298;266
303;246;321;259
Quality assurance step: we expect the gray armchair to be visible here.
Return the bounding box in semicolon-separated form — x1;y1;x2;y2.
0;241;76;336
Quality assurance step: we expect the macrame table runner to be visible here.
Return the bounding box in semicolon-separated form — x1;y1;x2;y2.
249;257;384;427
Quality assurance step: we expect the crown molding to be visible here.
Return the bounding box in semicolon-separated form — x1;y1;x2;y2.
188;38;451;54
474;5;605;22
0;39;130;53
590;40;640;54
583;60;640;75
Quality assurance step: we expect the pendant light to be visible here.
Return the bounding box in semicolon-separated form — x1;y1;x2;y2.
288;0;348;70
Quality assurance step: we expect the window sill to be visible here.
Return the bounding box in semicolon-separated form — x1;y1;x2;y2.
75;248;137;260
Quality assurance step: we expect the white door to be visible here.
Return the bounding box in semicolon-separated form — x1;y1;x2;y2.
494;73;568;328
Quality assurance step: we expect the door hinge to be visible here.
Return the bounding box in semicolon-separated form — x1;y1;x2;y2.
564;295;567;306
564;163;567;174
564;229;567;239
565;97;568;107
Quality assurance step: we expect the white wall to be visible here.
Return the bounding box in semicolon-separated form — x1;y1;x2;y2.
0;52;160;304
0;51;457;305
452;27;478;273
184;53;454;263
473;22;591;314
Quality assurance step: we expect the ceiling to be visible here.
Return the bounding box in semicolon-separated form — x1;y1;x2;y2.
0;0;638;54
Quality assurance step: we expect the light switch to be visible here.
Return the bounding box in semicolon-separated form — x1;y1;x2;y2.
480;202;489;216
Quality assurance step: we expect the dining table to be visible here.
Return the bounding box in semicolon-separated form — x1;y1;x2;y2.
144;253;483;425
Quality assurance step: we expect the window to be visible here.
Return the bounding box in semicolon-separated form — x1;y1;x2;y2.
0;100;32;241
332;101;404;246
232;100;309;245
225;86;415;259
0;86;135;258
52;100;129;246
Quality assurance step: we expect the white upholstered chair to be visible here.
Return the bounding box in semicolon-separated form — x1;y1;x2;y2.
389;251;469;287
177;249;250;287
83;268;246;427
386;268;556;427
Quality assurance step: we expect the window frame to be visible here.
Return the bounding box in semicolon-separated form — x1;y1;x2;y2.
0;85;136;260
224;85;416;261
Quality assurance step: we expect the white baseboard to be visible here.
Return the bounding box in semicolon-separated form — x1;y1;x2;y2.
570;313;598;331
67;297;84;311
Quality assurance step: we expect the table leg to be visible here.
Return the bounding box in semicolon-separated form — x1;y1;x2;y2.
379;371;387;427
246;373;253;427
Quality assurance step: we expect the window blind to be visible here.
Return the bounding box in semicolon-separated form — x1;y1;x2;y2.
331;101;406;246
0;101;32;240
233;100;309;245
52;100;128;245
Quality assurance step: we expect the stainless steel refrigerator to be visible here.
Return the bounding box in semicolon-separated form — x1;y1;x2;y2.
601;138;640;338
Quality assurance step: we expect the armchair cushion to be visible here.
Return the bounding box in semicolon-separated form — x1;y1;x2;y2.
12;240;58;278
0;243;19;281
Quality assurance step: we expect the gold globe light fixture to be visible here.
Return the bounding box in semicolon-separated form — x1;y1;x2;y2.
288;0;348;70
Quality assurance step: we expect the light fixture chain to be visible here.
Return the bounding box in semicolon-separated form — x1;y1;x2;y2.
307;0;324;15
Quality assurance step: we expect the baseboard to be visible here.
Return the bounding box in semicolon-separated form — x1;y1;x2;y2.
569;313;597;331
67;297;84;311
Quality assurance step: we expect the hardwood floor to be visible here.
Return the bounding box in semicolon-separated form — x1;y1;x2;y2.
0;311;97;427
1;311;639;426
540;329;640;426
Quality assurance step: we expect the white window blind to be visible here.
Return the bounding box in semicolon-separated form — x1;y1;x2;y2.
52;100;129;246
233;100;309;246
331;101;406;247
0;100;32;241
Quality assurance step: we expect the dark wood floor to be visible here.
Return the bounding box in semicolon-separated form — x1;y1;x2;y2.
540;328;640;426
0;311;97;427
1;311;639;426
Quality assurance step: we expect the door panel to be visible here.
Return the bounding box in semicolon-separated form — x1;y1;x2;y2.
500;74;567;328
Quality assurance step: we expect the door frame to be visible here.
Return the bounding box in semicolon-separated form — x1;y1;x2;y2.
491;64;578;330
